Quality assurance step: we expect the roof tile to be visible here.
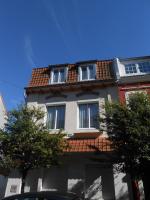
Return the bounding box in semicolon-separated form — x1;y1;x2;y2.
28;60;114;88
65;137;112;153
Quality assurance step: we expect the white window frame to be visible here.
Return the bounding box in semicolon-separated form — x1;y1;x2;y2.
77;101;99;129
138;61;150;73
124;61;150;76
79;64;96;81
46;104;66;130
50;67;68;84
125;90;147;103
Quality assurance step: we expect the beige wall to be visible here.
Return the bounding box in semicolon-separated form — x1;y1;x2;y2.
26;86;118;135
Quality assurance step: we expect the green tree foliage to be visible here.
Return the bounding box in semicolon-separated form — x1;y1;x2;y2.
0;104;67;193
100;92;150;180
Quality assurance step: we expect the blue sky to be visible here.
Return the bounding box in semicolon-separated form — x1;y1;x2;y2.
0;0;150;110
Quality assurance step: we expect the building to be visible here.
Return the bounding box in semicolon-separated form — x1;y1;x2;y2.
5;59;134;199
0;95;8;199
0;95;7;129
114;55;150;199
114;56;150;103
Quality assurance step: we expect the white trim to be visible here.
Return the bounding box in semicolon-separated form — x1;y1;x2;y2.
77;101;99;129
79;64;96;81
50;67;68;84
77;128;96;130
125;90;147;103
77;99;99;104
124;61;150;76
122;85;150;90
46;102;66;106
77;102;79;129
88;105;90;128
46;104;66;130
55;109;58;129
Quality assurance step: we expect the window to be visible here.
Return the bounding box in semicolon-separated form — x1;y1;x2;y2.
139;62;150;73
47;105;65;129
78;103;99;128
125;64;137;74
124;61;150;75
51;68;67;83
79;64;96;81
125;90;147;103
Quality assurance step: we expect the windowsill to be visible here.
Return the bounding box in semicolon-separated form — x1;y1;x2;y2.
124;72;150;76
77;127;98;130
48;129;65;131
50;81;66;84
79;78;96;82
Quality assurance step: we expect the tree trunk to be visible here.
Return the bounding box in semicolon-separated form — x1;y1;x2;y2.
21;170;28;193
131;180;140;200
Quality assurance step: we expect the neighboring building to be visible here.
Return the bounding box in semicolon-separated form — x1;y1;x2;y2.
114;55;150;199
114;56;150;103
5;59;133;199
0;95;7;199
0;95;7;129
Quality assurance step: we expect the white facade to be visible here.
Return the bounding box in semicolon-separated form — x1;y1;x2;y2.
5;155;133;200
4;85;136;199
0;95;7;129
26;87;118;136
0;95;7;199
114;56;150;83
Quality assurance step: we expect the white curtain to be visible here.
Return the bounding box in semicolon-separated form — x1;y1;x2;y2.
79;104;88;128
56;106;65;129
79;103;99;128
59;69;65;82
90;103;99;128
53;70;59;82
89;64;95;79
47;107;55;129
47;106;65;129
82;67;88;80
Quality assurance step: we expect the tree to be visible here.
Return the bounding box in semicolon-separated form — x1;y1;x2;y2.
100;92;150;200
0;104;67;193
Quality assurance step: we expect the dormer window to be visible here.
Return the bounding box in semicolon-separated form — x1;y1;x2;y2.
124;61;150;75
79;64;96;81
139;62;150;73
125;64;137;74
51;68;67;84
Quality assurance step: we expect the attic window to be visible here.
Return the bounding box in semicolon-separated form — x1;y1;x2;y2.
124;61;150;75
139;62;150;73
79;64;96;81
50;68;67;84
125;64;137;74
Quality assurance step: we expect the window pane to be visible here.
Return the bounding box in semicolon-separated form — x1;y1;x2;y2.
139;62;150;73
81;67;88;80
89;103;99;128
89;65;95;79
53;70;59;82
59;68;65;82
56;106;65;129
47;107;56;129
125;64;137;74
79;104;88;128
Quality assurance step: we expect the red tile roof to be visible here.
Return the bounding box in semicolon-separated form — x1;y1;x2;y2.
27;60;114;88
65;137;112;153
